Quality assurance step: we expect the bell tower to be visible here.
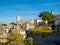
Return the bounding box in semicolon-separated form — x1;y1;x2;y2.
16;16;20;26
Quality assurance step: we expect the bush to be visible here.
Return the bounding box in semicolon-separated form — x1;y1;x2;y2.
0;42;7;45
25;37;33;45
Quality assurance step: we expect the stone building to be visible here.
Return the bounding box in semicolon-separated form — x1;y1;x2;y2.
55;14;60;32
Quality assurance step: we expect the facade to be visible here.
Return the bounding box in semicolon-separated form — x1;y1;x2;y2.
16;16;35;31
26;22;34;30
55;15;60;25
22;22;34;31
0;33;7;42
7;24;14;29
34;18;43;27
55;14;60;32
21;19;34;31
20;19;34;25
0;29;8;43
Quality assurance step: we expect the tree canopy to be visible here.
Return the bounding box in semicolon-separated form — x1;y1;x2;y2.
7;30;24;45
25;37;33;45
38;11;55;21
2;24;7;26
10;22;16;25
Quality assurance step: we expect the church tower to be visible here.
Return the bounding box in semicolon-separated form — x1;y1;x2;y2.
16;16;20;26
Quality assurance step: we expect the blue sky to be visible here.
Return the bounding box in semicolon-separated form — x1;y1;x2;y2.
0;0;60;24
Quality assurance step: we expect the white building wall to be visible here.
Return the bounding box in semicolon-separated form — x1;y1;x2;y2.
55;15;60;25
55;20;60;25
34;18;43;27
26;24;34;30
55;15;60;32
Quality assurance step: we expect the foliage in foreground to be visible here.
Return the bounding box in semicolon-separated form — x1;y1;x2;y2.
7;30;24;45
0;42;7;45
25;37;33;45
29;25;55;33
27;25;56;38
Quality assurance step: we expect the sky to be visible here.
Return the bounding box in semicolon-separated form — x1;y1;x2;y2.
0;0;60;24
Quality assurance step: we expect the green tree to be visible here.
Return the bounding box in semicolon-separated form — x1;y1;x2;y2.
0;42;7;45
10;22;16;29
25;37;33;45
7;30;24;45
10;22;16;25
2;24;7;26
38;11;55;21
